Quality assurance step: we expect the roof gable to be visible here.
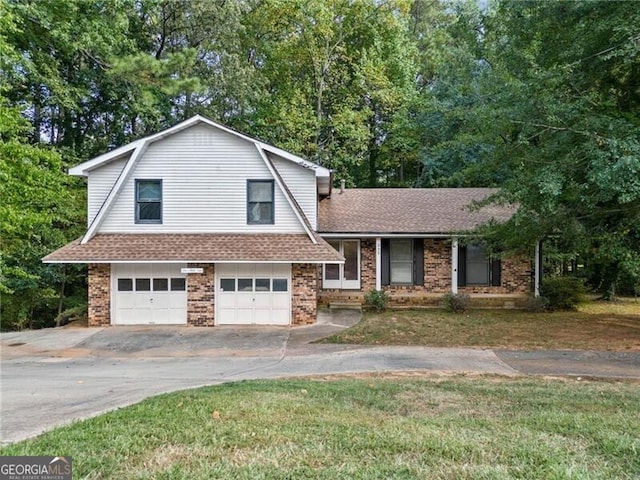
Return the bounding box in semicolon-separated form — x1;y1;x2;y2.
78;117;322;244
69;115;331;178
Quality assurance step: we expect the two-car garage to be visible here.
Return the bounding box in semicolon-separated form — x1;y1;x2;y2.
111;263;291;326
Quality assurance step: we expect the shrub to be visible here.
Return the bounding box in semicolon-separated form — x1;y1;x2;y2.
54;304;88;327
363;289;390;312
442;292;471;313
540;276;586;310
523;296;549;312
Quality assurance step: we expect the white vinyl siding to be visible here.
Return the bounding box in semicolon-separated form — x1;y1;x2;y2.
97;124;305;233
270;154;318;229
86;157;128;225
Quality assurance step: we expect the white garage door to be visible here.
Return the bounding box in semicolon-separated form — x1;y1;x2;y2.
216;263;291;325
113;264;187;325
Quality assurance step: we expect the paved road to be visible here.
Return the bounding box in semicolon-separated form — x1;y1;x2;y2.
1;310;639;444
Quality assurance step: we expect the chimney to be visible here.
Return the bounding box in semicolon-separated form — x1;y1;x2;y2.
340;179;345;194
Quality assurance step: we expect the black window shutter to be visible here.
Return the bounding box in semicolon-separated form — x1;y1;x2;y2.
413;238;424;286
491;258;501;286
457;245;466;287
381;239;390;286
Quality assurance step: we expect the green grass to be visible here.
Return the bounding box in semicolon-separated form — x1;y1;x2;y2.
1;376;639;479
322;301;640;350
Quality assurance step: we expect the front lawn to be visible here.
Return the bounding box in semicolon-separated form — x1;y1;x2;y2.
323;300;640;350
1;375;638;479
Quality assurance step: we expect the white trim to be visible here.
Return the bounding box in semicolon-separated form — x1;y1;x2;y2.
69;115;331;178
451;239;459;294
44;259;343;264
375;237;382;291
322;239;360;290
320;233;456;238
256;145;317;244
69;141;142;176
81;142;149;244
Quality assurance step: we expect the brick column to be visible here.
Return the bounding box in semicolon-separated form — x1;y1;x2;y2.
292;263;317;325
187;263;215;326
88;263;111;327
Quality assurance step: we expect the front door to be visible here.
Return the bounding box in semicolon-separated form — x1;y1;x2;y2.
323;240;360;289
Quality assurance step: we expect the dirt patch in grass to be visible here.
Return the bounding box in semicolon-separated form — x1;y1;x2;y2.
322;300;640;350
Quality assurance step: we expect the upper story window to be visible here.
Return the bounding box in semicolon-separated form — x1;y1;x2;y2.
247;180;274;224
135;179;162;224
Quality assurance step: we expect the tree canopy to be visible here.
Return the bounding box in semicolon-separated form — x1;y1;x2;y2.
1;0;638;328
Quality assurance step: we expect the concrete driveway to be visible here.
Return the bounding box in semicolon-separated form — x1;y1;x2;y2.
1;309;638;444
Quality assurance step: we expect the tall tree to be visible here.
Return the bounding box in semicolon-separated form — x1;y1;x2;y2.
1;1;85;329
446;1;640;296
244;0;419;186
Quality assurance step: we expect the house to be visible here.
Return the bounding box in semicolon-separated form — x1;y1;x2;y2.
44;116;537;327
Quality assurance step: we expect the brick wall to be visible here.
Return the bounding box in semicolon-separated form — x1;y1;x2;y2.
88;263;111;327
292;263;317;325
187;263;215;326
317;238;532;307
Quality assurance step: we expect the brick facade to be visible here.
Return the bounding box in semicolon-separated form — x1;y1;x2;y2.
292;263;317;325
318;238;533;308
88;263;111;326
187;263;215;326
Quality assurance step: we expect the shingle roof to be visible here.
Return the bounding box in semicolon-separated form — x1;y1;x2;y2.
318;188;514;234
43;234;344;263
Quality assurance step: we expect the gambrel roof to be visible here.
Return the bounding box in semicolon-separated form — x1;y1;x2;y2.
71;115;330;245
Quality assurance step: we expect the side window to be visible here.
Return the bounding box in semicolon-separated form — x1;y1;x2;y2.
247;180;274;224
136;179;162;224
390;239;413;284
466;244;490;285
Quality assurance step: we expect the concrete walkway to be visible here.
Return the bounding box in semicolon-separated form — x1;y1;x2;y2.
1;309;639;444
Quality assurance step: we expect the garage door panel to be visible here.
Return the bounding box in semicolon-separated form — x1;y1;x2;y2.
216;263;291;326
113;263;187;325
272;294;289;309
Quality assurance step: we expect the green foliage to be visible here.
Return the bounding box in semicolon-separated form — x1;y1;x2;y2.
442;292;471;313
363;289;390;313
245;0;420;186
540;276;587;311
415;1;640;296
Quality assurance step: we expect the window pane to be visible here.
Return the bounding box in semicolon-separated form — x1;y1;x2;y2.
171;278;186;291
466;244;490;285
249;181;272;202
390;239;412;261
136;278;151;291
153;278;168;291
248;202;273;223
255;278;270;291
139;202;161;221
118;278;133;291
390;239;413;284
138;181;161;201
343;241;359;281
220;278;235;292
238;278;253;291
391;263;412;284
273;279;288;292
467;244;487;262
324;264;339;280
